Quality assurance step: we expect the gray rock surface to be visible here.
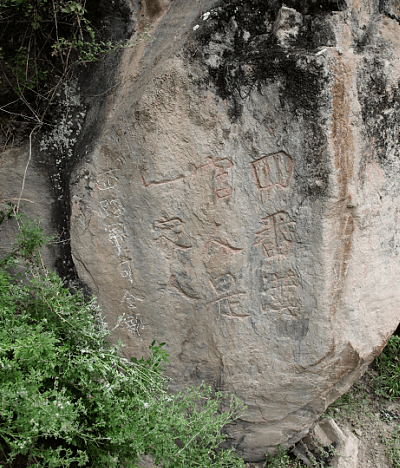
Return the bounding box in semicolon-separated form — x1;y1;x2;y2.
0;146;56;267
70;0;400;460
3;0;400;462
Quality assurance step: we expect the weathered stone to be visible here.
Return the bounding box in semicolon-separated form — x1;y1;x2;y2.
311;418;359;468
273;6;303;47
0;146;56;268
10;0;397;461
137;454;157;468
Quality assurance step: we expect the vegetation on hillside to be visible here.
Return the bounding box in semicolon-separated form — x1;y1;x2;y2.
373;334;400;399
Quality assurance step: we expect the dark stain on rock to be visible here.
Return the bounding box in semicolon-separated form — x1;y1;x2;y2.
358;57;400;179
332;55;353;201
185;0;338;197
189;1;335;119
285;0;347;14
276;317;309;341
380;0;400;22
144;0;164;19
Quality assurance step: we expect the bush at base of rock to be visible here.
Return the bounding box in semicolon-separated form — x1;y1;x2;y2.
0;210;246;468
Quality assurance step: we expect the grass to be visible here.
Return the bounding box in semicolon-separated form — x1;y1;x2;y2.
264;446;302;467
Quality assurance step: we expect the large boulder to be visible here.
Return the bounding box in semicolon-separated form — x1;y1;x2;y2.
70;0;400;460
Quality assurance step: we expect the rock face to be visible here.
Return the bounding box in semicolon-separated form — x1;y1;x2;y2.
310;418;358;468
67;0;400;461
0;146;56;268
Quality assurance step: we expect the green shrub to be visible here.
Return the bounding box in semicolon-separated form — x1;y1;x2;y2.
0;210;246;467
264;445;301;468
0;0;131;134
372;335;400;399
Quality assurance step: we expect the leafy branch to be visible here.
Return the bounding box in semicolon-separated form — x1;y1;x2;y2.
0;0;139;141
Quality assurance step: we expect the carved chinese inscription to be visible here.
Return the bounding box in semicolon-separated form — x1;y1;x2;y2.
210;274;248;317
94;168;146;339
199;156;233;199
140;155;234;199
153;217;191;259
100;199;124;218
261;267;300;316
119;260;133;284
120;291;146;338
106;223;126;256
203;239;243;272
169;275;201;300
213;158;233;199
124;313;145;338
252;152;292;201
96;170;118;191
255;211;301;318
254;212;296;258
121;290;144;310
